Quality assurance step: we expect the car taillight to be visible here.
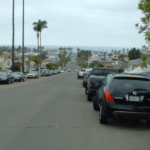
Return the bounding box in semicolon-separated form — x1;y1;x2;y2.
90;80;92;86
105;90;114;102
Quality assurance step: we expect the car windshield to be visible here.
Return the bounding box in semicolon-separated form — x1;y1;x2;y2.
80;69;86;72
111;78;150;91
12;72;20;75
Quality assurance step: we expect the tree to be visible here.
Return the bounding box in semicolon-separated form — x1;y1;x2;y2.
12;0;15;72
89;61;104;68
140;53;147;68
26;56;41;66
128;48;142;60
33;20;48;72
33;22;40;75
11;64;21;71
135;0;150;54
22;0;25;73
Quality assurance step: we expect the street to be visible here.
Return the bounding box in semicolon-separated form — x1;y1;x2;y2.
0;62;150;150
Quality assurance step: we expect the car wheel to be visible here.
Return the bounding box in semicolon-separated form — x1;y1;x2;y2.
7;79;11;84
78;75;80;79
20;78;22;82
11;79;14;83
85;88;88;95
93;95;99;111
146;118;150;126
99;101;108;124
87;93;92;101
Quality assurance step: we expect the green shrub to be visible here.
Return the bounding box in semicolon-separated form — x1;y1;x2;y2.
117;68;124;73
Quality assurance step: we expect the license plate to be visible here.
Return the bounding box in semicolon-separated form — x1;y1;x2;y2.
129;96;140;102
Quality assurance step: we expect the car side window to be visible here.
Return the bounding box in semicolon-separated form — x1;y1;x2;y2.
103;76;107;86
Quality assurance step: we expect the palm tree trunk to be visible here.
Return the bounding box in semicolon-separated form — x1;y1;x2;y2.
12;0;15;72
40;31;41;72
22;0;24;73
37;32;39;75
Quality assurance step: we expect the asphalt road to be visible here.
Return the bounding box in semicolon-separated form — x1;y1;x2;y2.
0;62;150;150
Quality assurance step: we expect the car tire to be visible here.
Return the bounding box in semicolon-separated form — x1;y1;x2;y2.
85;88;88;95
7;79;11;84
87;93;92;101
78;75;80;79
99;101;108;124
146;118;150;126
11;79;14;83
20;78;22;82
93;95;99;111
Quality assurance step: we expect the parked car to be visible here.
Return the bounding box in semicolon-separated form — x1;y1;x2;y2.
12;72;25;82
93;73;150;126
26;71;39;79
50;70;54;75
58;70;61;74
0;71;14;84
83;70;92;88
77;69;86;79
61;70;64;73
41;69;51;76
68;69;71;72
86;68;118;101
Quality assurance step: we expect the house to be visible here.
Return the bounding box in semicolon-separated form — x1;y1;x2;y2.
0;55;12;69
41;60;53;68
124;57;129;62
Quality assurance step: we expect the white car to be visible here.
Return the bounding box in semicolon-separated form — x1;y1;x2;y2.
27;71;39;79
77;69;86;79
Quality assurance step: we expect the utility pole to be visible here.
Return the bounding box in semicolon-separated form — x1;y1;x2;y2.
22;0;24;73
12;0;15;72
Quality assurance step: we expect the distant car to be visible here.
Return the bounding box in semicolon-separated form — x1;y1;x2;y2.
68;69;71;72
50;70;54;75
27;71;39;79
12;72;25;82
77;69;86;79
41;69;51;76
61;70;64;73
0;71;14;84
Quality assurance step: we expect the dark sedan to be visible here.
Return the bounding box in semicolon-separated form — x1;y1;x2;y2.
0;71;14;84
93;73;150;126
12;72;25;82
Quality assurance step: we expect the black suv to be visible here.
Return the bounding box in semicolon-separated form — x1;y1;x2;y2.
86;68;118;101
93;73;150;126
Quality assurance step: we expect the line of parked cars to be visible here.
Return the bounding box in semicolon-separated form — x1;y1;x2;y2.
0;68;63;84
78;67;150;126
0;69;26;84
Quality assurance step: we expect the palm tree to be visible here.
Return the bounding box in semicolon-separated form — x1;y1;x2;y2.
33;20;48;71
33;23;40;75
59;47;64;69
12;0;15;72
22;0;24;73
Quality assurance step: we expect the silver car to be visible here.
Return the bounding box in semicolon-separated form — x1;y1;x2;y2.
27;71;39;79
12;72;25;82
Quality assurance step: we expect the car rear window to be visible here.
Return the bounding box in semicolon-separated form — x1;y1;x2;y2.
92;69;117;76
81;69;86;72
110;78;150;91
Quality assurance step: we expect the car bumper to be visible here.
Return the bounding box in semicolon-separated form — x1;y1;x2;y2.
104;102;150;118
88;88;96;95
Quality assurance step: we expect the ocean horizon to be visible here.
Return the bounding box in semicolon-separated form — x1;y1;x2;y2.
0;45;142;53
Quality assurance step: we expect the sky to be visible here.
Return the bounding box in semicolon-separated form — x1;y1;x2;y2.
0;0;146;48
